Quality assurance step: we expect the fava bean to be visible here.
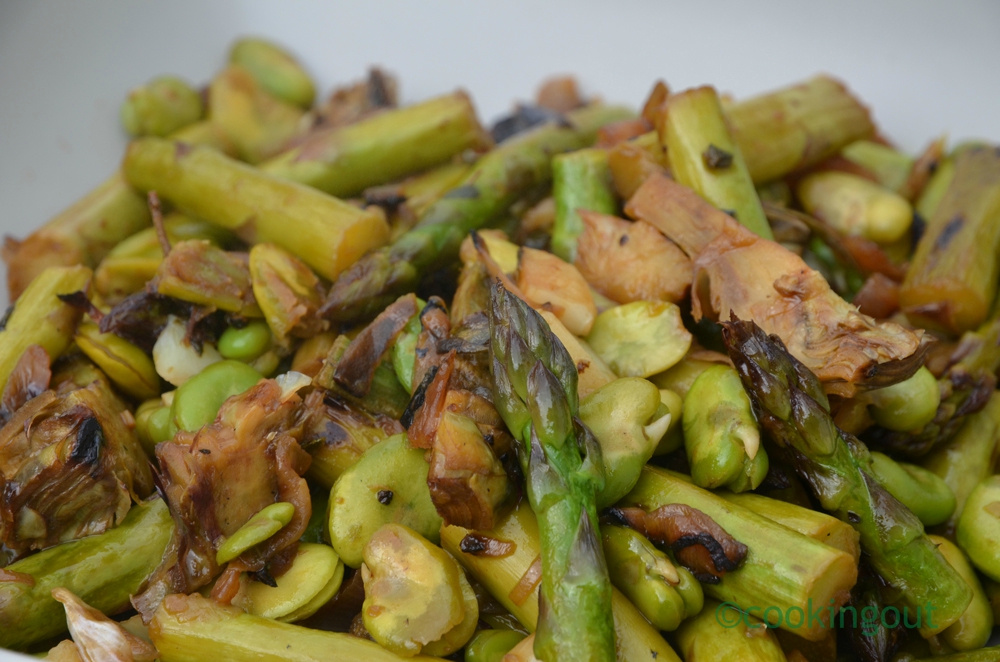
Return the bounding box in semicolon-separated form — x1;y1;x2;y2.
956;476;1000;582
75;322;160;401
171;360;263;432
869;452;956;526
219;320;273;362
217;502;296;565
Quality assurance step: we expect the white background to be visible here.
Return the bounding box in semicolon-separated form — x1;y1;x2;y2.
0;0;998;657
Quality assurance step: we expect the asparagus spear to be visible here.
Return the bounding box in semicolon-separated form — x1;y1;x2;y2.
726;75;875;184
659;86;773;239
439;499;681;662
120;75;203;137
262;92;491;197
901;145;1000;334
487;283;614;662
0;498;173;651
320;103;634;322
551;147;617;262
121;138;390;281
229;37;316;108
0;265;91;395
4;120;235;300
721;318;972;634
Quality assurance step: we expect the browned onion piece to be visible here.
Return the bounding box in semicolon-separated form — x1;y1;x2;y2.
509;555;543;606
333;293;418;398
458;533;516;558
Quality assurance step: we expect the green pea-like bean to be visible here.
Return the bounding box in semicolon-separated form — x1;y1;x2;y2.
464;630;526;662
927;535;994;652
218;320;273;362
869;452;956;526
866;366;941;432
171;360;263;432
147;404;178;446
956;475;1000;583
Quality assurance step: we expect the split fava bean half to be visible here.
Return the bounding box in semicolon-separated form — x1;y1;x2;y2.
586;301;692;378
217;501;296;565
239;542;345;622
74;322;160;401
171;359;263;432
957;475;1000;583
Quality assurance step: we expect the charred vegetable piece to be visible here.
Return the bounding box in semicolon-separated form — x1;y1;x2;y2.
574;210;692;305
207;65;306;164
0;371;153;557
578;377;669;508
74;322;160;401
675;600;786;662
956;476;1000;582
361;524;471;656
0;498;173;651
601;524;703;632
627;173;925;397
0;266;91;395
926;535;994;653
120;75;203;138
798;171;913;245
150;592;439;661
620;467;857;640
683;364;768;492
585;301;691;378
328;434;442;568
726;74;875;184
659;85;772;239
122;138;390;282
262;92;491;198
515;246;597;336
229;37;316;108
901;145;1000;334
440;499;682;662
489;284;615;661
134;378;312;620
321;103;634;323
722;318;972;635
551;148;617;262
248;243;327;347
154;240;261;316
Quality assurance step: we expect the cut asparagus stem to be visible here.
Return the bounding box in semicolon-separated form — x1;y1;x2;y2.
262;92;491;197
719;491;860;562
901;144;1000;334
659;86;773;239
726;74;875;184
320;103;634;323
722;318;972;635
620;466;857;641
486;284;614;662
551;148;617;262
440;499;682;662
121;138;390;281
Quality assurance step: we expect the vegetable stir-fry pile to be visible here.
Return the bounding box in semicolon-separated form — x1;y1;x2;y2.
2;35;1000;662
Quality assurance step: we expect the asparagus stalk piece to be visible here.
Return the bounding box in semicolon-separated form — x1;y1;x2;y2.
901;145;1000;334
486;284;614;662
120;75;203;137
675;600;787;662
719;491;860;562
620;467;857;641
659;86;773;239
440;499;682;662
122;138;390;281
4;120;235;300
0;265;91;395
726;75;875;184
923;392;1000;535
320;103;634;322
840;140;915;194
551;148;617;262
229;37;316;108
0;498;173;651
150;592;438;661
721;318;972;634
261;92;491;197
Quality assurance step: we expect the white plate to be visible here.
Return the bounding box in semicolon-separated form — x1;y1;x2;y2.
1;0;999;658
